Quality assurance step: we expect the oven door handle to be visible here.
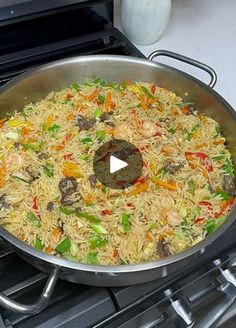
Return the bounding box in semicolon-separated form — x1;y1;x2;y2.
148;50;217;88
0;267;60;315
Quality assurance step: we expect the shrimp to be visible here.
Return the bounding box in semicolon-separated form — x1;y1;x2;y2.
6;153;24;172
161;143;178;157
161;208;182;226
139;121;158;138
113;122;133;139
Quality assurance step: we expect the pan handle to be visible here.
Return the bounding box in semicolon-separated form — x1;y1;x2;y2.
0;266;60;315
148;50;217;88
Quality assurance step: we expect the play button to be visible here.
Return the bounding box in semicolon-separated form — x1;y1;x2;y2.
93;139;143;190
110;156;128;174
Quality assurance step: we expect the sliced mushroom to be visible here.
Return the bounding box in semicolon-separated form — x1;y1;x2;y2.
223;175;236;196
164;161;185;174
25;164;40;182
88;175;97;188
0;194;10;209
156;239;172;258
46;202;54;212
59;177;77;195
58;177;80;206
38;152;49;160
76;115;96;131
99;111;115;126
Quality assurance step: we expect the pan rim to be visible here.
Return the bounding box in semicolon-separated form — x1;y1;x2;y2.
0;54;235;274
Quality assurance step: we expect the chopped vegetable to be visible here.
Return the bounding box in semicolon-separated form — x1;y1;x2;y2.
94;108;102;118
98;95;105;104
206;216;226;236
81;137;93;145
141;86;155;99
199;201;213;211
70;241;78;256
214;191;231;200
63;161;83;178
21;142;43;152
90;224;108;235
32;195;38;211
26;211;41;227
185;151;213;173
121;213;131;233
128;181;149;195
223;158;234;177
71;83;81;91
11;173;29;183
150;176;177;191
59;206;75;215
34;236;44;250
168;128;175;135
96;130;106;142
104;92;112;111
5;131;19;141
76;211;101;223
188;180;195;195
48;124;60;134
185;124;200;141
89;236;108;248
212;155;225;161
101;209;112;216
87;88;100;101
157;167;167;177
55;237;71;253
215;198;234;218
43;163;54;178
87;252;99;264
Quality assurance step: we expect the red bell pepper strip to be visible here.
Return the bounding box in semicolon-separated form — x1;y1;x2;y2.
63;153;73;161
199;201;213;211
127;202;135;209
194;217;205;224
32;195;38;211
32;196;41;219
215;198;234;218
101;209;112;216
185;151;213;172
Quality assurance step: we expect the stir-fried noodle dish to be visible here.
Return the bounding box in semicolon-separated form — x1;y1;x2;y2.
0;79;235;265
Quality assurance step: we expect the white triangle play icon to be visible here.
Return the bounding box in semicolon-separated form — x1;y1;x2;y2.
110;155;128;174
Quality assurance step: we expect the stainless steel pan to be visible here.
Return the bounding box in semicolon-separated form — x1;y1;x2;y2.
0;51;235;316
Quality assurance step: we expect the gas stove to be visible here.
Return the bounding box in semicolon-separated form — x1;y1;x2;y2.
0;1;236;327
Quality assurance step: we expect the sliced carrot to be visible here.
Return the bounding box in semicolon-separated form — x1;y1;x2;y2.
53;144;65;151
171;108;178;115
104;92;112;112
128;181;149;196
112;248;119;259
213;138;225;145
21;126;32;136
82;193;93;205
18;233;25;241
45;246;53;253
0;166;6;188
145;232;153;242
150;176;177;191
66;113;75;121
52;227;62;239
87;88;100;101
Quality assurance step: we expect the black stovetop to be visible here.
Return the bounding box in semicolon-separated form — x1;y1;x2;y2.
0;1;236;327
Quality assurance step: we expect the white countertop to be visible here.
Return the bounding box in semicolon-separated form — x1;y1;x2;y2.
115;0;236;110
